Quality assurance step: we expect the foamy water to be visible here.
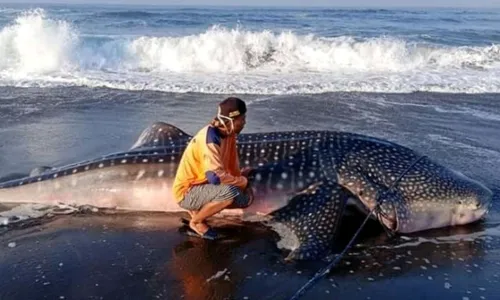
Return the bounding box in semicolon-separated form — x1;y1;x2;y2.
0;8;499;94
0;203;80;226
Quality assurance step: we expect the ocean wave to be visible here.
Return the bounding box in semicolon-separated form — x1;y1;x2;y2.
0;8;78;75
125;27;500;73
0;9;499;94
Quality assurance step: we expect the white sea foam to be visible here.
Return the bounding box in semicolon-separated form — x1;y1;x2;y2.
0;203;79;226
0;9;78;76
0;9;500;94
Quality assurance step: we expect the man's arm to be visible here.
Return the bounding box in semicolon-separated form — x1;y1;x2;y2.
202;133;248;190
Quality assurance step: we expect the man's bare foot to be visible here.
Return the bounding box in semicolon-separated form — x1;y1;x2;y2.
189;220;209;236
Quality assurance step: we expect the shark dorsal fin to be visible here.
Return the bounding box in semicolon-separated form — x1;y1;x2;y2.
130;122;191;150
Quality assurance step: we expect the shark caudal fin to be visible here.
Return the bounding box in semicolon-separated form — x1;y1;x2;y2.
268;182;350;261
130;122;192;150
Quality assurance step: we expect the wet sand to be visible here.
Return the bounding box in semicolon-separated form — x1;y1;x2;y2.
1;212;498;300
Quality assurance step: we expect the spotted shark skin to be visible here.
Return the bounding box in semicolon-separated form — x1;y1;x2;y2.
0;122;493;260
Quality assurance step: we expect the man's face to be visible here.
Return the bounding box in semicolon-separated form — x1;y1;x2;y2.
232;114;246;134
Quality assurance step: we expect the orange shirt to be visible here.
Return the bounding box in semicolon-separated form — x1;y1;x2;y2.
172;125;248;202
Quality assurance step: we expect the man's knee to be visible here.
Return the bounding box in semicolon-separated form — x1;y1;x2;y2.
221;197;235;206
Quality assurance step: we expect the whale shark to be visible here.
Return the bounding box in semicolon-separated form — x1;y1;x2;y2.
0;122;493;260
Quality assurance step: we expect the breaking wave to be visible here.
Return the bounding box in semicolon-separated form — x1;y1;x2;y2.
0;9;499;94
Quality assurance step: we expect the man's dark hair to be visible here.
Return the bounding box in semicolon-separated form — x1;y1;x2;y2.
218;97;246;119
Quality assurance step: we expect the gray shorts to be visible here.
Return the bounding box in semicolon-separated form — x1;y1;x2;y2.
179;184;250;211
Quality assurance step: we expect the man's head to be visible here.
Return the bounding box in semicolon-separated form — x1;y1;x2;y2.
215;97;247;135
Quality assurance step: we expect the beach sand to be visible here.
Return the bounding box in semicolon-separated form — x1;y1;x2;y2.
1;210;498;300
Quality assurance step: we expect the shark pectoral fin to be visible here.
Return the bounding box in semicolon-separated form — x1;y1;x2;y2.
268;181;349;261
286;240;325;261
129;122;191;150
